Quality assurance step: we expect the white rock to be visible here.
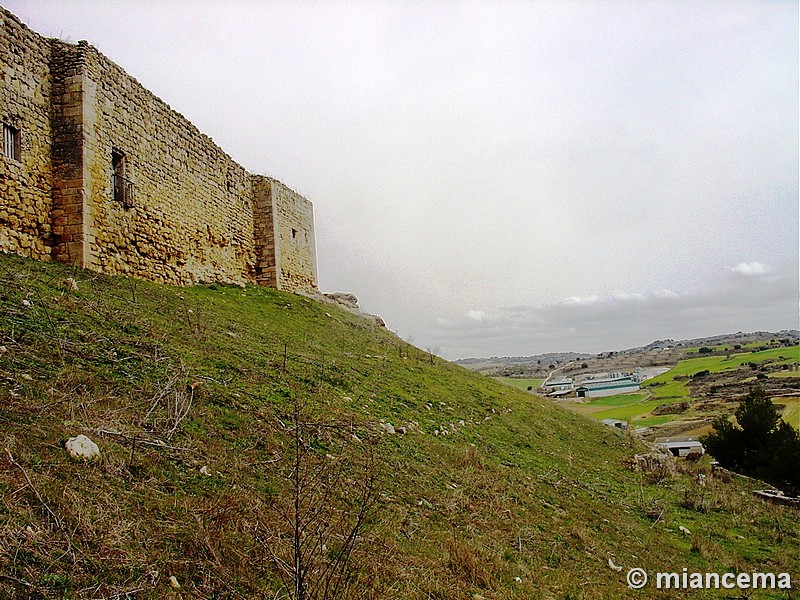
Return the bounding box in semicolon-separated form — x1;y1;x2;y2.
64;277;78;291
514;576;523;583
381;422;396;435
324;292;359;311
65;434;100;461
679;525;691;535
168;575;181;589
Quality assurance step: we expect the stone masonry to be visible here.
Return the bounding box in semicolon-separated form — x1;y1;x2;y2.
0;8;317;293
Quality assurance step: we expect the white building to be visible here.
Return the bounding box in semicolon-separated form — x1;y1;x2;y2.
654;437;705;457
576;372;641;398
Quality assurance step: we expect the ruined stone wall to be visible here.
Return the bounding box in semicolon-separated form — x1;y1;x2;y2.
0;10;54;261
0;7;318;294
80;43;255;286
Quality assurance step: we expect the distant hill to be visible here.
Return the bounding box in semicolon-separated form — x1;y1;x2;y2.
1;253;797;598
456;330;799;378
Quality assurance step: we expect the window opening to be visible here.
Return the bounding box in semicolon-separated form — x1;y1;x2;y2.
3;124;20;161
112;149;135;208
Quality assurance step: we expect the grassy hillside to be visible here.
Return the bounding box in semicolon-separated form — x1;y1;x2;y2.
0;253;798;599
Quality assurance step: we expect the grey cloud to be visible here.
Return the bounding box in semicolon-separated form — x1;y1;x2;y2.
426;265;798;358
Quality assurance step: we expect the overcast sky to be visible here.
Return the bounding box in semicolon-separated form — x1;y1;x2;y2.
7;0;798;358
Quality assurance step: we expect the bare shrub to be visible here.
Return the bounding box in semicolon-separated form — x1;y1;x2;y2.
262;397;381;600
139;364;194;441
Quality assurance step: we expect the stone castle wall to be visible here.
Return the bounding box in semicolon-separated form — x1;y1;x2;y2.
272;180;317;293
79;41;256;286
0;9;55;262
0;8;317;293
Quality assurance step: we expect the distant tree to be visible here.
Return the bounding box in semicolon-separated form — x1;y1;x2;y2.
581;363;588;370
702;387;800;494
698;347;712;354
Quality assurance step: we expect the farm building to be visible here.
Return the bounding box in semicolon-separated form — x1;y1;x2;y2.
576;372;641;398
654;437;705;457
543;378;574;394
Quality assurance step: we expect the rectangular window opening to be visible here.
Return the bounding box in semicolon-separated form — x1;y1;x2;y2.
3;124;20;161
112;149;135;209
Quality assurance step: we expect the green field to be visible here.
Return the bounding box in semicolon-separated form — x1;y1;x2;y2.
586;400;666;423
575;392;650;412
649;347;799;380
568;346;799;430
776;398;800;429
644;346;799;402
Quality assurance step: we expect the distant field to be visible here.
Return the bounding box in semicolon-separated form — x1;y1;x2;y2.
586;400;667;423
572;392;650;414
776;398;800;429
564;345;799;432
684;340;794;354
644;346;799;403
494;377;542;391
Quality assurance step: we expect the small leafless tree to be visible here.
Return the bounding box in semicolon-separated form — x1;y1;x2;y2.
266;397;380;600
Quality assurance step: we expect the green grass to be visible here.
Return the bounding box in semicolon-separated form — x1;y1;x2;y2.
634;415;676;427
590;400;670;422
0;252;798;599
776;398;800;430
581;392;649;409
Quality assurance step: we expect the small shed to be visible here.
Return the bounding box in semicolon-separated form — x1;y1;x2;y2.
600;418;628;430
654;437;705;457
